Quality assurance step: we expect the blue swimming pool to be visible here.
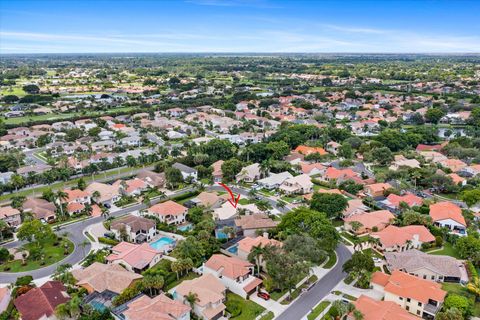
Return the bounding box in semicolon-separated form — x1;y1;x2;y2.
227;244;238;255
150;237;175;251
177;224;193;232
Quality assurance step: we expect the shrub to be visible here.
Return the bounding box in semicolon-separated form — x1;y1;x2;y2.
98;237;119;246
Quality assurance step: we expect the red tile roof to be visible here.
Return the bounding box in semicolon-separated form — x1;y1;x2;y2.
14;281;70;320
429;201;466;226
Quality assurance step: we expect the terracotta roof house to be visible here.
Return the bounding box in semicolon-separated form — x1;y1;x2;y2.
212;160;224;182
174;273;226;320
22;197;56;222
0;206;21;227
300;162;327;176
147;200;187;225
86;182;121;206
349;295;419;320
63;189;91;204
364;183;392;198
343;198;369;218
236;236;282;263
416;144;444;152
389;155;420;171
236;163;261;183
447;173;466;186
110;215;157;243
429;202;467;235
117;293;190;320
384;249;464;283
190;191;223;208
371;225;435;252
371;271;446;318
234;214;278;237
72;262;143;294
107;242;162;273
439;159;467;172
294;145;327;156
279;174;313;195
115;178;148;196
203;254;262;299
136;169;166;188
323;167;358;184
14;281;70;320
344;210;395;234
383;193;423;209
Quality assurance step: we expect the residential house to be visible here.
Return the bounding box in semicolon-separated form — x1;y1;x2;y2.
349;295;418;320
115;294;190;320
364;183;392;198
16;164;52;177
371;271;446;319
147;200;188;225
300;162;326;176
236;235;282;263
0;206;21;227
236;163;261;183
234;214;278;237
343;198;369;218
371;225;435;252
257;171;293;190
383;193;423;210
136;169;166;188
429;202;467;235
447;173;466;186
172;163;198;181
344;210;395;234
323;167;358;184
72;262;143;294
110;215;157;243
294;145;327;156
389;155;421;171
114;178;148;196
0;287;11;314
86;182;121;207
203;254;262;299
173;273;226;320
188;192;223;208
325;141;341;155
279;174;313;195
22;197;56;222
63;189;91;214
107;242;162;273
14;281;70;320
384;250;464;283
212;160;224;182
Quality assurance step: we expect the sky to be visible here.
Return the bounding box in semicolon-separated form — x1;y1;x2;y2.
1;0;480;54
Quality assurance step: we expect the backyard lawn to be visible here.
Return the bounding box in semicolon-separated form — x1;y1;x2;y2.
164;271;198;291
442;282;480;317
427;242;461;259
1;238;74;272
225;292;265;320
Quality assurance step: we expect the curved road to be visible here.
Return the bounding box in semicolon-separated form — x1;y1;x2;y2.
0;183;352;320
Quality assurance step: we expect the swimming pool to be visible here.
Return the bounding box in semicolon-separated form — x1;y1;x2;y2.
150;237;175;251
227;244;238;255
177;224;193;232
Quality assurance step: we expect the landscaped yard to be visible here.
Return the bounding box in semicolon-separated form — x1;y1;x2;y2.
1;238;74;272
260;312;275;320
308;301;330;320
362;248;383;259
426;242;461;259
280;275;318;305
164;271;198;291
442;282;480;317
225;292;265;320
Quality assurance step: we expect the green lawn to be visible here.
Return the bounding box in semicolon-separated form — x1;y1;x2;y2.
362;248;383;259
308;301;330;320
427;242;461;259
260;312;275;320
323;251;337;269
441;283;480;317
225;292;265;320
238;198;253;205
280;195;303;203
1;238;74;272
164;272;198;291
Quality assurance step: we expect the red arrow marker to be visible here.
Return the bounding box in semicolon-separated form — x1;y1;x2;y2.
217;182;241;208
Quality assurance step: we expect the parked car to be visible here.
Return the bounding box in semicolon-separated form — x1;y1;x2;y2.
257;291;270;300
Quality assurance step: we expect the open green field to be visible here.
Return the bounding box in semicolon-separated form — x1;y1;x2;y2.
1;238;74;272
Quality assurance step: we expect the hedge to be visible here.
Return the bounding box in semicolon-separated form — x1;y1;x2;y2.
98;237;119;246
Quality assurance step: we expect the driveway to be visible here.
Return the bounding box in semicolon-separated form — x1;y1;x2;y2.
275;244;352;320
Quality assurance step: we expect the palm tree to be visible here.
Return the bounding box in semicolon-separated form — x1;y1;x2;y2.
184;292;199;310
91;191;101;204
353;309;364;320
54;191;69;221
467;276;480;302
83;203;93;216
222;226;235;240
247;245;264;276
142;274;164;297
101;206;110;219
142;195;151;207
171;260;183;280
331;300;355;320
79;240;90;257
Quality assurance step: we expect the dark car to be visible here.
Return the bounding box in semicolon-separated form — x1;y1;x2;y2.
257;291;270;300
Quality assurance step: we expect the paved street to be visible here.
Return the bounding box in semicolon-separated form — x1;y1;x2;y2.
276;244;352;320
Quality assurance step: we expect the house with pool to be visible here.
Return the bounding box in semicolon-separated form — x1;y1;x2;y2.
201;254;262;299
110;215;156;243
